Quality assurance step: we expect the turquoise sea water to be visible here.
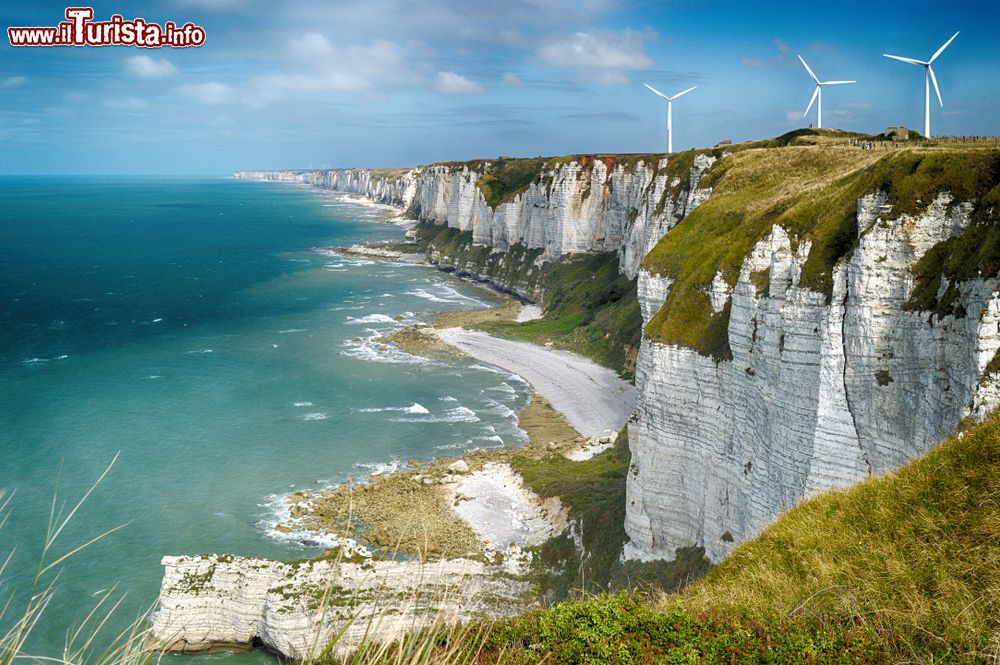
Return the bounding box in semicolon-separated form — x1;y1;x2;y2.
0;177;529;660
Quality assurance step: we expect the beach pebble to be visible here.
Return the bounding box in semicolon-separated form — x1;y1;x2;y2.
447;459;470;474
422;477;437;485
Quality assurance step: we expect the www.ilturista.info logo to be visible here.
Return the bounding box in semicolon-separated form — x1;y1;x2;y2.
7;7;206;48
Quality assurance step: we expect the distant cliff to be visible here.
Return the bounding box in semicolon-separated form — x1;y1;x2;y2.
235;152;715;280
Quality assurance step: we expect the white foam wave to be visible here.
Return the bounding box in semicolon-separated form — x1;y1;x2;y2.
278;328;309;334
300;412;329;421
359;402;429;415
346;314;396;325
340;333;435;366
293;401;314;407
21;355;69;365
353;460;402;476
185;349;214;354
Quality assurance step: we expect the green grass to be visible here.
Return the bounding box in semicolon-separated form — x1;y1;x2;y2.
481;252;643;379
483;594;881;665
411;222;642;378
677;412;1000;663
644;141;1000;359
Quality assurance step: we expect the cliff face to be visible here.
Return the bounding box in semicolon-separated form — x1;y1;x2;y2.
237;142;1000;566
147;554;531;659
627;186;1000;563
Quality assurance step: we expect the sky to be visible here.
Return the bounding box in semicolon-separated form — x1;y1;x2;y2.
1;0;997;174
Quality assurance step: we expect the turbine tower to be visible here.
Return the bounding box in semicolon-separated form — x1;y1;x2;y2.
644;83;697;154
883;31;959;138
798;55;855;129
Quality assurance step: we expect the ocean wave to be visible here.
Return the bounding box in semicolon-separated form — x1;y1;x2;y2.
359;402;429;415
185;348;214;354
346;313;396;325
353;460;402;476
439;396;458;402
292;401;314;407
482;402;517;419
391;406;481;424
278;328;310;334
404;286;484;305
340;333;435;365
21;355;69;365
300;412;329;421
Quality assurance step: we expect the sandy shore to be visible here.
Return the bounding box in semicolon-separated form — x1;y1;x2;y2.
434;328;635;437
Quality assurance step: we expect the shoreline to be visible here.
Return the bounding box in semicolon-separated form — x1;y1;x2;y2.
148;190;636;659
280;233;634;557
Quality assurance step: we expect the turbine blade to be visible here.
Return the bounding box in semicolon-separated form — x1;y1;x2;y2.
929;31;959;63
820;80;856;85
882;53;926;66
798;55;820;83
804;86;819;116
643;83;670;100
668;86;697;101
928;66;943;107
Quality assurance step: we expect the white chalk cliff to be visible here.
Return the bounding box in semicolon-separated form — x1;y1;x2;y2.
147;554;530;659
236;156;1000;570
626;193;1000;562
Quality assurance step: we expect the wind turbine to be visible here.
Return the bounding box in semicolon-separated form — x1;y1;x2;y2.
798;55;855;129
882;31;959;138
644;83;697;154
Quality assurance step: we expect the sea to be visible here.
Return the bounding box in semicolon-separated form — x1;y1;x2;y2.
0;176;530;661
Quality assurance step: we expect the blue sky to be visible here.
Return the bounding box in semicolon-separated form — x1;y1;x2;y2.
1;0;997;174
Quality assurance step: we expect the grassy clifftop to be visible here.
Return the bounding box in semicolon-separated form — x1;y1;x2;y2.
642;135;1000;359
675;412;1000;661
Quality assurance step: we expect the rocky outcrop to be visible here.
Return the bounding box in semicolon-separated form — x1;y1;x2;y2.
626;193;1000;562
147;554;531;660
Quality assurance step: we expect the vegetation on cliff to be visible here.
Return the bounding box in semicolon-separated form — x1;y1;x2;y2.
643;134;1000;359
409;221;642;378
479;252;643;379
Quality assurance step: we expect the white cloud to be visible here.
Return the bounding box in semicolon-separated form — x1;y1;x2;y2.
126;55;178;78
1;76;28;88
434;71;484;95
177;82;235;105
501;72;524;87
289;32;335;60
103;96;150;110
537;30;654;84
251;34;418;102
